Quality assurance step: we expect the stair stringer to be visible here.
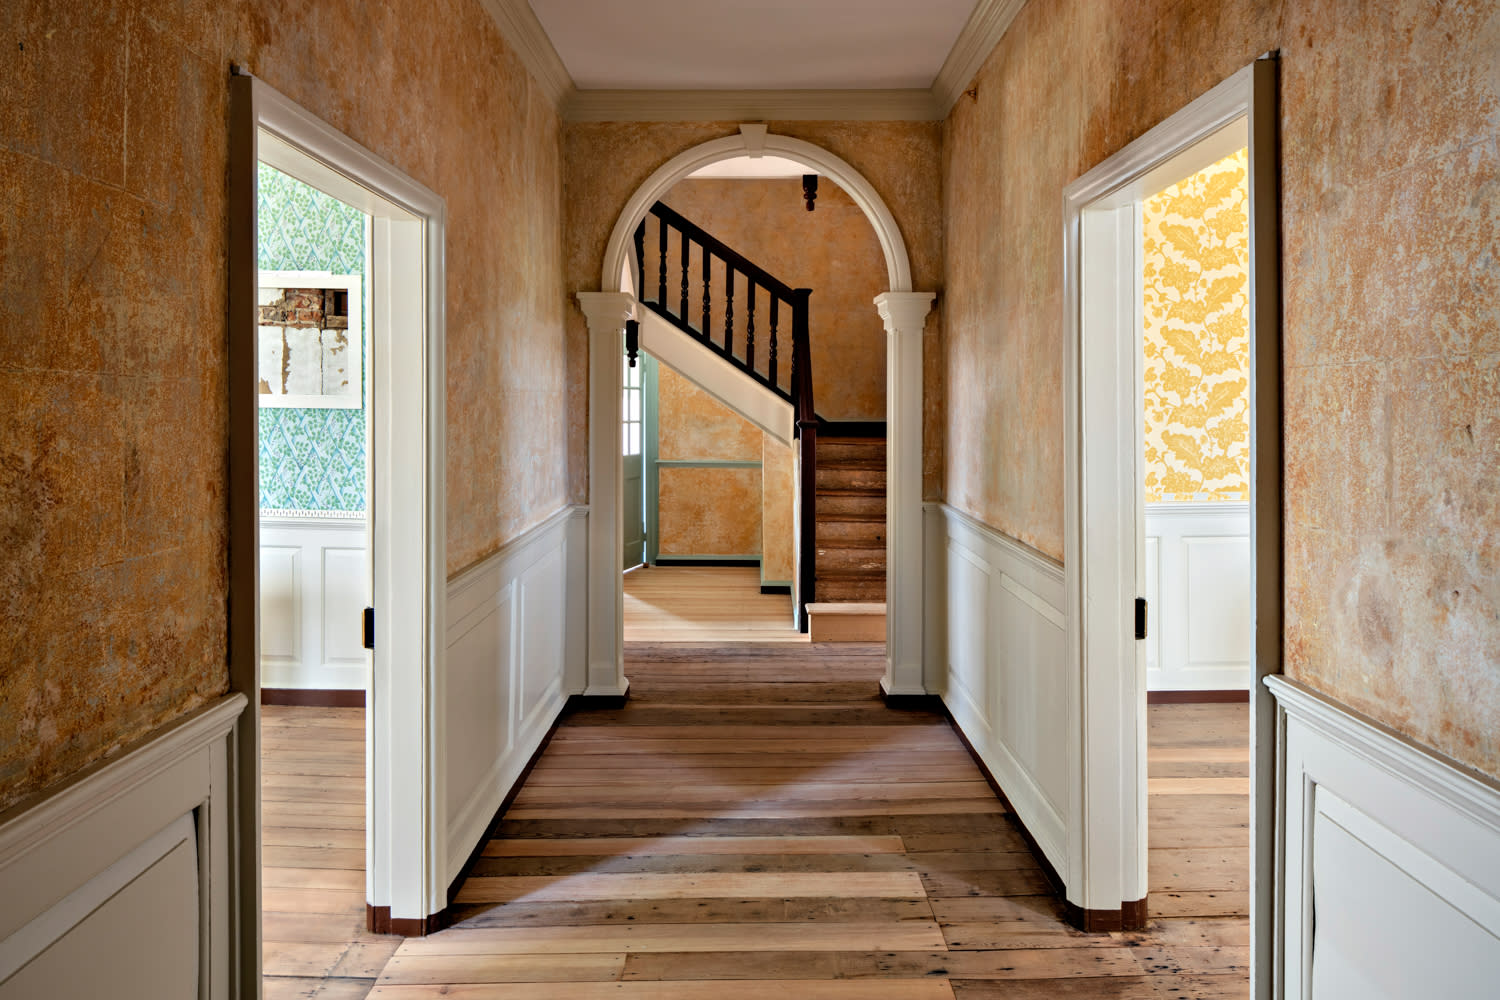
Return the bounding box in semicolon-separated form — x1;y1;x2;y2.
637;306;795;447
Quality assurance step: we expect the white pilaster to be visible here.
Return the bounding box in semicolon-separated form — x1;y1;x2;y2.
578;291;636;698
876;291;936;697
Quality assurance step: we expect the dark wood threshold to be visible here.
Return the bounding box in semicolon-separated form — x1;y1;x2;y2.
1148;689;1250;704
261;687;365;708
935;698;1147;933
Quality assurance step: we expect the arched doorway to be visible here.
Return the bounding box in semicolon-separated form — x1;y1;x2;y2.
577;125;934;701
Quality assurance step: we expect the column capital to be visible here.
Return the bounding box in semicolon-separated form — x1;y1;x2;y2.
576;291;636;335
874;291;936;334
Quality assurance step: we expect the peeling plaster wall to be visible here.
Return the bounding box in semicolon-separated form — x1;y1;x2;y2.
0;0;566;810
564;121;944;502
661;178;888;422
943;0;1500;777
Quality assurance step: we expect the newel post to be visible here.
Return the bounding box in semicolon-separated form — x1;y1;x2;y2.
876;291;935;697
578;291;637;699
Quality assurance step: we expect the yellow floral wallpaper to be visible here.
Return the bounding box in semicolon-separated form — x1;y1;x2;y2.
1141;148;1251;503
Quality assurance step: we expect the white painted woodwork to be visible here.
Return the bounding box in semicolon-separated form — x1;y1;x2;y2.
591;126;925;687
258;516;369;691
877;292;935;697
1062;66;1269;937
444;506;583;884
1144;502;1252;691
250;76;449;935
579;292;636;701
1268;676;1500;999
0;695;244;999
638;307;794;446
928;503;1070;880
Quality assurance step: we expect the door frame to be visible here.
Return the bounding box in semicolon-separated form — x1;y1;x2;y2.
1061;57;1281;991
228;70;448;988
580;125;935;699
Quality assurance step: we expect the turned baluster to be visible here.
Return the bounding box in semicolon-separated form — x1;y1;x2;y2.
744;279;757;373
701;243;711;339
657;219;667;307
768;296;780;390
679;232;690;321
723;266;734;356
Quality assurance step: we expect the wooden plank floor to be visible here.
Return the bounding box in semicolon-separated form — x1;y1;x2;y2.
261;705;397;1000
363;644;1249;998
624;566;806;643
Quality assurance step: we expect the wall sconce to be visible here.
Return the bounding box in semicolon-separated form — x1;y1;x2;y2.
625;319;640;367
803;174;818;212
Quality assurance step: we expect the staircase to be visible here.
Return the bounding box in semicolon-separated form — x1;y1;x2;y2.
633;202;883;633
814;433;886;602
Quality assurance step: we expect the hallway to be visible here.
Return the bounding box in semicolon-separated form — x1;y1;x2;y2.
264;643;1246;997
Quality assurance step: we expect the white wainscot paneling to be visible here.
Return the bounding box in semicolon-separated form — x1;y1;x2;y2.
443;507;583;884
0;695;245;1000
1144;501;1250;691
935;504;1069;880
259;515;368;691
1269;676;1500;999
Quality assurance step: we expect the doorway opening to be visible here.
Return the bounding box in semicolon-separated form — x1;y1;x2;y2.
229;73;448;993
1063;58;1280;990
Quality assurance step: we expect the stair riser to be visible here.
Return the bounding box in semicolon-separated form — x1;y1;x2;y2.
816;520;886;545
817;549;886;572
815;579;887;602
819;441;886;464
816;468;886;492
816;494;885;519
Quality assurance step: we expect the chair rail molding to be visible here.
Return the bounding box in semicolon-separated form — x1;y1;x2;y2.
1268;675;1500;998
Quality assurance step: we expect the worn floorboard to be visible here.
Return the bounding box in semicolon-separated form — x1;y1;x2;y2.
261;638;1250;998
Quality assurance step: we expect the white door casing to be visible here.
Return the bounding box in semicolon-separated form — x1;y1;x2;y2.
231;73;448;986
1062;58;1280;991
586;125;933;695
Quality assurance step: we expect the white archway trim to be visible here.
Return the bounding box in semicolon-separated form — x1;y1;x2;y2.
586;127;929;701
601;125;913;293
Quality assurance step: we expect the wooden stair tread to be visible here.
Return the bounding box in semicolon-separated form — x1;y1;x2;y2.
806;603;886;615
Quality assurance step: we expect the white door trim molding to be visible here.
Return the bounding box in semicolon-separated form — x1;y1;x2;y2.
229;70;448;976
589;125;932;683
1061;57;1280;976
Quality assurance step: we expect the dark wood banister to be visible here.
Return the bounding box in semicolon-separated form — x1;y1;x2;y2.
634;202;818;630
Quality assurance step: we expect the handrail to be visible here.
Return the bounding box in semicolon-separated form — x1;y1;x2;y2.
634;202;818;629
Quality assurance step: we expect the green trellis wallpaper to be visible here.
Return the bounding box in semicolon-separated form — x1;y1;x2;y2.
257;163;369;513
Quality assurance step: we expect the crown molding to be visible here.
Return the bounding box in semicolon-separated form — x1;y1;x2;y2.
478;0;574;107
484;0;1028;123
563;88;942;122
931;0;1030;115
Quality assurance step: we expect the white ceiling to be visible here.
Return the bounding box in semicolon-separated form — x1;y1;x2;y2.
529;0;980;90
688;155;815;179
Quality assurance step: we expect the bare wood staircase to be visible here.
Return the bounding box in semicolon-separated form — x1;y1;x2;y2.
633;202;886;634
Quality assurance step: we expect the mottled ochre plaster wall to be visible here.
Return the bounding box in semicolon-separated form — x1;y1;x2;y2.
656;365;761;462
564;121;944;502
654;364;764;556
943;0;1500;776
661;178;888;421
0;0;565;810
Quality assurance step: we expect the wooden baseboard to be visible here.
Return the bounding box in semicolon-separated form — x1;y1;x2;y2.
759;584;791;595
879;692;945;712
261;688;365;708
366;904;443;936
1147;689;1250;704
